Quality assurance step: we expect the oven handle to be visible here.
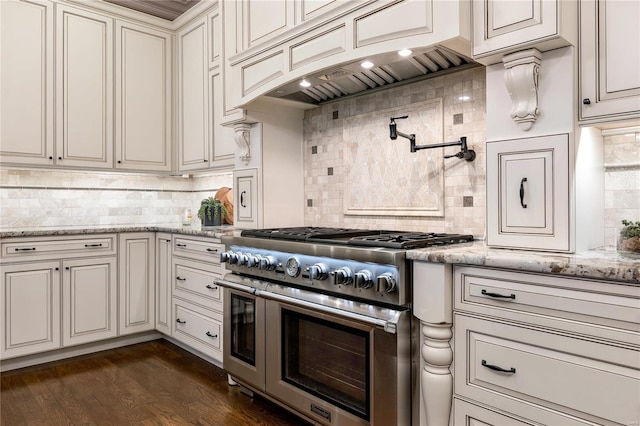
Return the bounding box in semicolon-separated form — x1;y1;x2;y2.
215;278;401;334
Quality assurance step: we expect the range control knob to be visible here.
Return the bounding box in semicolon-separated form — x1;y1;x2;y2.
228;252;239;264
220;251;231;263
246;254;259;268
259;255;277;271
236;253;248;266
332;267;353;285
376;272;397;293
354;270;373;289
308;263;329;280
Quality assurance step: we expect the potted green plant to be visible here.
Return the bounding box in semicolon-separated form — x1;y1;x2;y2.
197;196;228;227
618;219;640;253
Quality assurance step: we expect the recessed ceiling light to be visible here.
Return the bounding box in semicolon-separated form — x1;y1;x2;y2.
361;61;374;69
300;79;311;88
398;49;413;57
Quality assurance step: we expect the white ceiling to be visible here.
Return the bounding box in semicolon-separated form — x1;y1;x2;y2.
104;0;201;20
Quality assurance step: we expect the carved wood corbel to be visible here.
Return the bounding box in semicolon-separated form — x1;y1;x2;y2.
234;123;251;165
502;48;542;131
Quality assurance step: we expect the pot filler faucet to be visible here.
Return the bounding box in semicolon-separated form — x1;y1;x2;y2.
389;115;476;161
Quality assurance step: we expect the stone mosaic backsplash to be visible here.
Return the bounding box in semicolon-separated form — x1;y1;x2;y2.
303;66;487;238
603;129;640;248
0;169;232;229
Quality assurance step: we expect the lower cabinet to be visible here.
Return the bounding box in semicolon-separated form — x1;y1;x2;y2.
118;233;155;335
62;257;118;347
172;298;222;358
452;266;640;425
0;261;61;358
155;233;173;335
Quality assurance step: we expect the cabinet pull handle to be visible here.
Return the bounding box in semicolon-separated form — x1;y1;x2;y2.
84;243;103;248
481;289;516;299
206;284;218;290
482;360;516;374
519;177;527;208
206;248;218;253
240;191;247;207
176;318;186;324
206;331;218;338
176;243;187;247
176;276;186;281
14;247;36;252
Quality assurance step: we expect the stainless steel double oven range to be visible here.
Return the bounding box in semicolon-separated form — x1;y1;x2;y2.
216;227;473;426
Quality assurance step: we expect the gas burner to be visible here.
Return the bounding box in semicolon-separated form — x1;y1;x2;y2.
348;232;475;249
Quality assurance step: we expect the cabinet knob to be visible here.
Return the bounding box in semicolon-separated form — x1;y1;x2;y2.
65;267;70;270
117;160;121;164
583;98;591;105
58;157;62;160
49;156;53;160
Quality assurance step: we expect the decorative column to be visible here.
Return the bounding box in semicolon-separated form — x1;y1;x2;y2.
421;321;453;426
234;123;252;165
502;48;542;131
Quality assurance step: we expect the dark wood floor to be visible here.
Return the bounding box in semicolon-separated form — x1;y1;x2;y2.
1;340;310;425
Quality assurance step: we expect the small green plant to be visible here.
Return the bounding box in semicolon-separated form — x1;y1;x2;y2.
618;219;640;253
197;196;228;222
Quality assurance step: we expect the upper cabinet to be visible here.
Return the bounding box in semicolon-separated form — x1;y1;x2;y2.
0;0;54;166
471;0;577;65
56;4;114;169
177;10;235;172
1;0;173;172
221;0;471;111
579;0;640;125
115;21;172;172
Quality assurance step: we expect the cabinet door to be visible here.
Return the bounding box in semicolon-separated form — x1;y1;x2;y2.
579;0;640;124
118;233;155;336
56;5;113;169
0;0;54;166
0;261;61;359
178;16;209;171
62;257;117;346
486;134;570;251
209;68;235;169
115;21;172;172
156;233;172;335
233;168;260;228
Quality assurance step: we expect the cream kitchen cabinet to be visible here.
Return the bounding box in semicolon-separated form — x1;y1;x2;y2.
56;4;114;169
452;266;640;426
232;168;259;229
118;233;155;336
115;21;172;172
579;0;640;125
177;10;234;172
170;235;224;364
62;256;117;346
0;261;61;359
0;0;55;166
155;233;172;335
471;0;577;65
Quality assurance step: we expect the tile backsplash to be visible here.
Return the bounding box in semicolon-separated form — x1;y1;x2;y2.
0;169;232;229
303;66;487;238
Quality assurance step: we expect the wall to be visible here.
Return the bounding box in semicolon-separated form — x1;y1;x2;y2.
603;129;640;248
0;169;232;229
303;66;487;238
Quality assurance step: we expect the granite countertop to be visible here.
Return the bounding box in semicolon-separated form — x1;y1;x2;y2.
0;224;236;239
406;240;640;284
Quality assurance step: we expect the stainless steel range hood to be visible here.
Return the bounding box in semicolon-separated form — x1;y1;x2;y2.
264;46;479;105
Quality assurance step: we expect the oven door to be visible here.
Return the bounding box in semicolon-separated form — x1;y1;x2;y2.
264;292;411;426
222;283;266;392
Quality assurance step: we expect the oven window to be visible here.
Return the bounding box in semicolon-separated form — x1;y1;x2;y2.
230;293;256;366
281;309;370;420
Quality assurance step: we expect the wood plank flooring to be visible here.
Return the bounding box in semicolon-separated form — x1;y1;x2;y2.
1;340;310;425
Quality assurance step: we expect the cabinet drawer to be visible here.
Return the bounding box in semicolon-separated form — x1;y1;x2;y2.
172;299;222;361
173;236;223;264
172;257;223;311
486;134;570;251
454;314;640;425
453;398;592;426
454;266;640;337
2;235;117;261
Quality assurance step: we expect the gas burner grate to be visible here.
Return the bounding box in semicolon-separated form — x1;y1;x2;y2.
348;233;475;249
